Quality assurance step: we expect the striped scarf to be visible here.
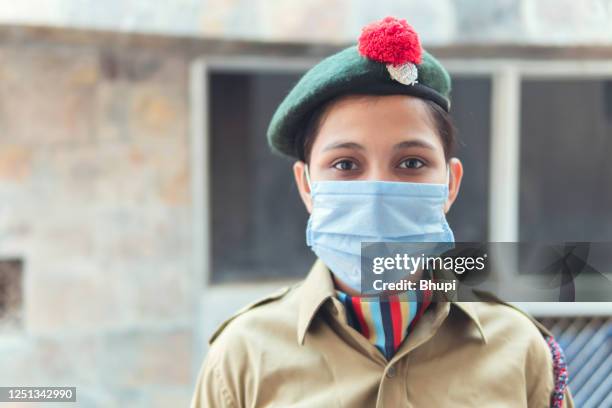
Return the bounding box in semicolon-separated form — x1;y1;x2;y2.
336;288;432;360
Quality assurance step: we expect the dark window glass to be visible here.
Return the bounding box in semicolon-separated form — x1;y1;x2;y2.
210;71;314;283
520;79;612;241
448;77;492;242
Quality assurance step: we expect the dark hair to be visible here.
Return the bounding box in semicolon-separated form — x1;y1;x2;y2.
296;95;457;163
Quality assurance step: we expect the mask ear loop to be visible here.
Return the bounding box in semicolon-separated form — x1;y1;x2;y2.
444;165;452;199
304;164;313;191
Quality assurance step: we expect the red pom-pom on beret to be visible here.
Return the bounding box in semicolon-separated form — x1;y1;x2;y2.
358;16;422;65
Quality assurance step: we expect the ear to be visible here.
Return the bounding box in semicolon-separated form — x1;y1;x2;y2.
444;158;463;214
293;161;313;213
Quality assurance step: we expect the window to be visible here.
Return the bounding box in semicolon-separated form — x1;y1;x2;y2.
520;79;612;241
197;57;612;297
0;259;23;331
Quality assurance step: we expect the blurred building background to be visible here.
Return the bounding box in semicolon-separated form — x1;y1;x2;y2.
0;1;611;407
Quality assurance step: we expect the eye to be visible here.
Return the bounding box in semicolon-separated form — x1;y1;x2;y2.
332;159;358;171
398;158;425;169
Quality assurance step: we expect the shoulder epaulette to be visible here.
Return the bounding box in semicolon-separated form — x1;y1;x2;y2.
209;285;292;344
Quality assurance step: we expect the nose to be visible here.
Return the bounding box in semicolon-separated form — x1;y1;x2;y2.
362;162;401;182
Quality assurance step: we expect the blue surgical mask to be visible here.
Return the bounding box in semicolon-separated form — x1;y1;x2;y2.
304;165;454;292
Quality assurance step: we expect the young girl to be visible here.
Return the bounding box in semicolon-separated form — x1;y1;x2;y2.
191;16;572;407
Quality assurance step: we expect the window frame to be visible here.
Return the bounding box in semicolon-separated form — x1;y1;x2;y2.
190;56;612;319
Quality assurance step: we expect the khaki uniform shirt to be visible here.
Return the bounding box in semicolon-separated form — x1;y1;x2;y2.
191;260;574;407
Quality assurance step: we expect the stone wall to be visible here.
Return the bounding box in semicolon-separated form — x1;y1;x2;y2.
0;30;194;407
0;0;611;45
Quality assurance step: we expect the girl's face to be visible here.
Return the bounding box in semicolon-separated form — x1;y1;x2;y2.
293;94;463;214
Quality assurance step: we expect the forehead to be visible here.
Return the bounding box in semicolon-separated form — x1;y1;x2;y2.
314;94;438;146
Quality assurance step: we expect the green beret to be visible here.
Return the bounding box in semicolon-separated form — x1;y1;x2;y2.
267;17;452;159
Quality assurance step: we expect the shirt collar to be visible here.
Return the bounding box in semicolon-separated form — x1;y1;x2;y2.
297;259;336;344
297;259;488;345
451;301;488;343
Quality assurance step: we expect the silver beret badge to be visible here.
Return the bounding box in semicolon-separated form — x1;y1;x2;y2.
386;62;418;86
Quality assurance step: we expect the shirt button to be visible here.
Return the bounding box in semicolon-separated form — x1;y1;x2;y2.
386;366;396;378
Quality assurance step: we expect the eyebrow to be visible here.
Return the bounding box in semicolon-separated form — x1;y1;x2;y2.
322;139;437;153
393;140;436;151
321;141;366;152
